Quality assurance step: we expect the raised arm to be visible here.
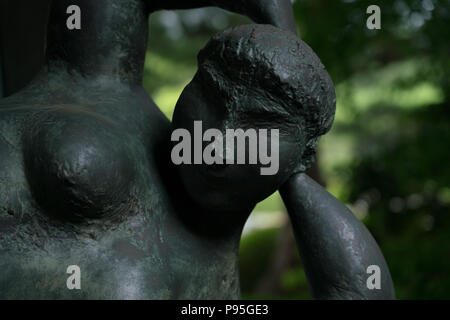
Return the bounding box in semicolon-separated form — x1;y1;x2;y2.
147;0;297;33
280;173;396;300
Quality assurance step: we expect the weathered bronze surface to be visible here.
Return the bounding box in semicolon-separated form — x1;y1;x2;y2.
0;0;395;299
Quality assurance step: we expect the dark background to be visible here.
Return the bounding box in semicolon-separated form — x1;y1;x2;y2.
1;0;449;299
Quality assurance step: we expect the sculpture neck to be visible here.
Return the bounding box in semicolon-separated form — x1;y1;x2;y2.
46;0;148;84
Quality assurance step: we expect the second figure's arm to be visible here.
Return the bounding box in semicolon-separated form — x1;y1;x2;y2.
280;173;396;299
147;0;297;33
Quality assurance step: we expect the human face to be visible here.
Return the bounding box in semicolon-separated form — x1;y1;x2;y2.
172;70;306;214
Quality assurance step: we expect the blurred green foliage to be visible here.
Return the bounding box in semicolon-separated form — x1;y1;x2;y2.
143;0;450;299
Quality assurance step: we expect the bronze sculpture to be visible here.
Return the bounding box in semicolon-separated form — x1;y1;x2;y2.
0;0;395;299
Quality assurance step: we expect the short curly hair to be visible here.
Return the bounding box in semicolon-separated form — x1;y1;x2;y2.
197;24;336;172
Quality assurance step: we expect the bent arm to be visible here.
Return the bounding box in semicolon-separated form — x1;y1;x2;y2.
280;173;395;300
148;0;297;33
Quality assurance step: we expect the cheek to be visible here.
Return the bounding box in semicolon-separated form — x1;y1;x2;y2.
223;165;282;202
277;141;303;178
225;165;263;183
217;165;274;200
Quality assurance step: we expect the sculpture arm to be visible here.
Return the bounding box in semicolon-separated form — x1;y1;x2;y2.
147;0;297;33
279;173;396;300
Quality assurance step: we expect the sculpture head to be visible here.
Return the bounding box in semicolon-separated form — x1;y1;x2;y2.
172;24;336;213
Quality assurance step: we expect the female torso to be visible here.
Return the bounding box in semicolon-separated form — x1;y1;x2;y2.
0;0;244;299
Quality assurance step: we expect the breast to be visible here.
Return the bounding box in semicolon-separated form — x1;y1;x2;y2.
22;106;139;222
